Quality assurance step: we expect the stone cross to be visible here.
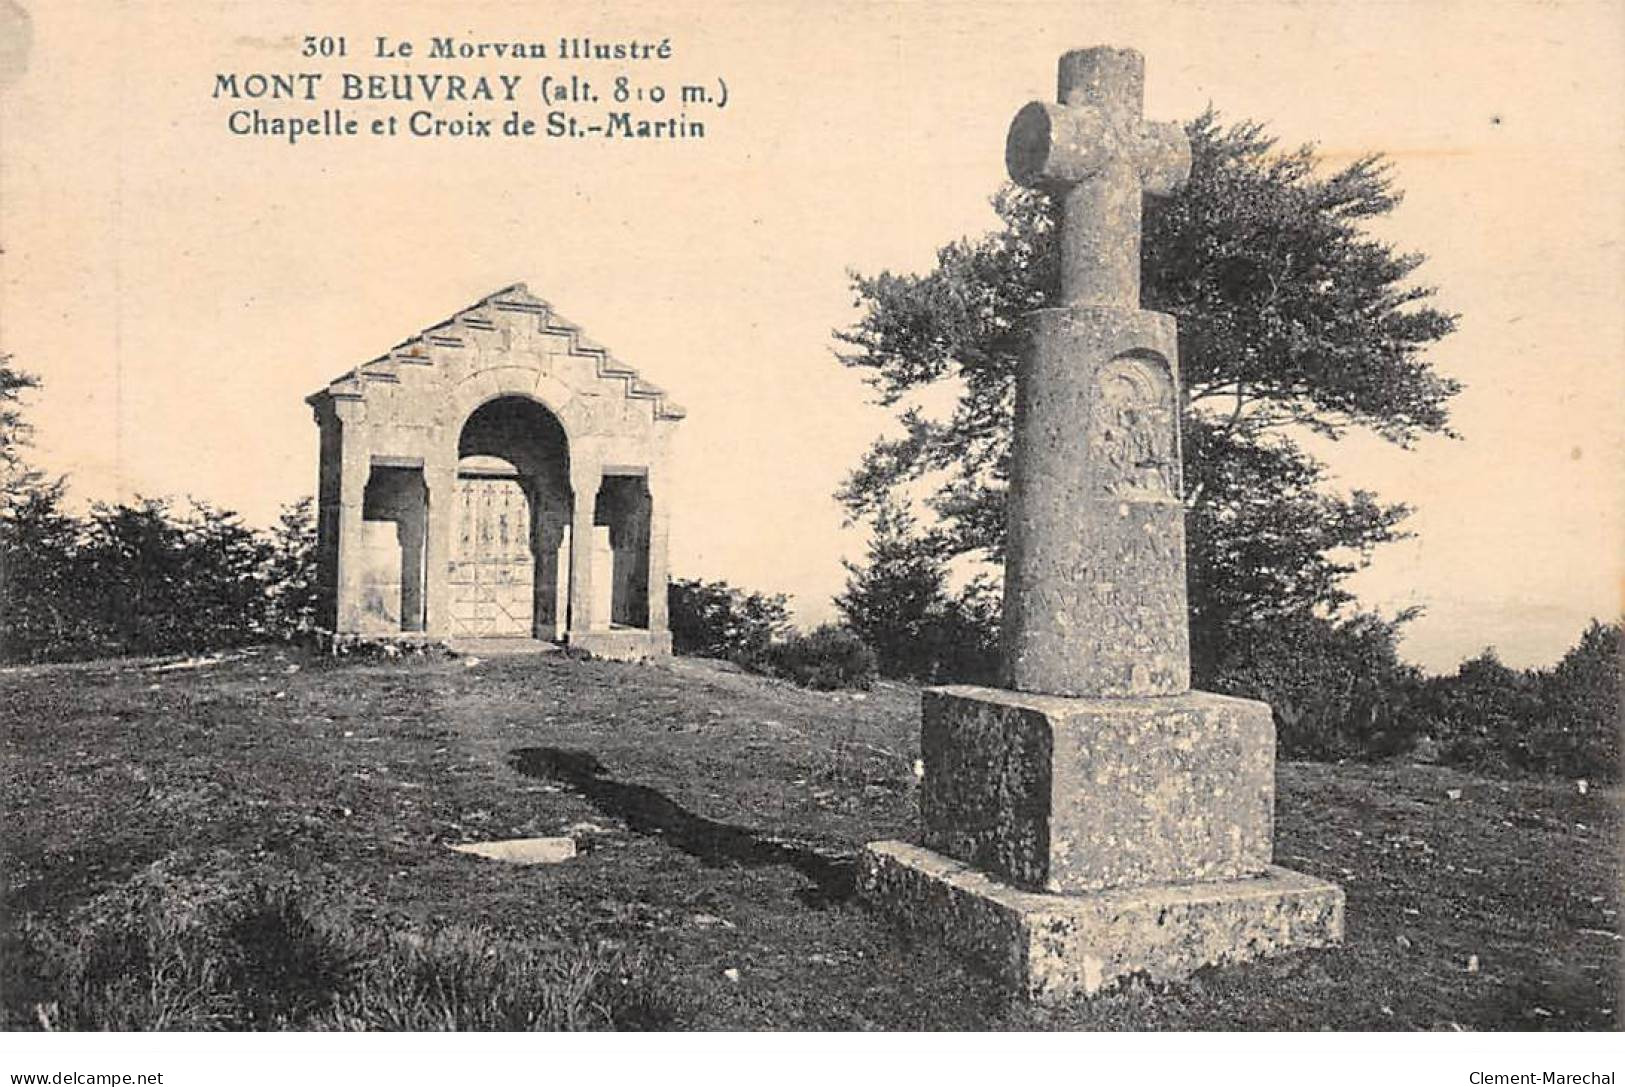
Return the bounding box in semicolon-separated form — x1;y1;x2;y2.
1005;47;1190;310
999;47;1194;698
858;46;1344;1004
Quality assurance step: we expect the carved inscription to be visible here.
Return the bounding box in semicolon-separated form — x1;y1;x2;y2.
1088;354;1179;502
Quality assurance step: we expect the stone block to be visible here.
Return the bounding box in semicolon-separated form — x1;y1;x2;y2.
358;520;403;634
450;837;577;865
922;685;1273;893
859;840;1343;1002
570;628;672;662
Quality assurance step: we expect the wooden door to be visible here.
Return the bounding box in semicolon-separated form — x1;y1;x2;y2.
448;475;534;637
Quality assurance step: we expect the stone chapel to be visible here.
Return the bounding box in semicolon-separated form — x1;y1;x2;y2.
305;284;683;659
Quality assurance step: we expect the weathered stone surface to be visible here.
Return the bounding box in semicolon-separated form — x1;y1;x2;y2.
859;841;1344;1001
922;686;1273;893
450;837;577;865
1005;47;1190;311
999;49;1192;700
307;284;680;658
358;521;403;634
1002;307;1189;697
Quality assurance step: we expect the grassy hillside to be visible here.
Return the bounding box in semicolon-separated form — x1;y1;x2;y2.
2;647;1617;1030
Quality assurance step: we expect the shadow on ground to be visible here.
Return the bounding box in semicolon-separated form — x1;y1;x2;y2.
510;746;856;906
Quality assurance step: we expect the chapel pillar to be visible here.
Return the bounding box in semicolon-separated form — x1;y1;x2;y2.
422;458;457;638
645;467;671;637
566;460;601;641
332;411;370;636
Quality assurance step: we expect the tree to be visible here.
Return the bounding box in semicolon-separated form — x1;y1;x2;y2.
1;353;41;488
835;503;999;683
264;497;320;638
836;112;1458;678
1528;619;1621;780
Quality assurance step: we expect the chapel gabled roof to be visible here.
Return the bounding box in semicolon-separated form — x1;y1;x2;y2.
305;283;686;421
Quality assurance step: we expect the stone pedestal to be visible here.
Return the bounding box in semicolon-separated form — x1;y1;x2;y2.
859;685;1345;1001
922;686;1274;892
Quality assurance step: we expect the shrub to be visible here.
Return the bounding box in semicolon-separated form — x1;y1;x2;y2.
1413;649;1540;773
750;624;878;691
0;476;84;663
1;492;320;663
263;498;320;639
1209;610;1425;761
1408;621;1620;782
76;498;274;657
666;577;791;661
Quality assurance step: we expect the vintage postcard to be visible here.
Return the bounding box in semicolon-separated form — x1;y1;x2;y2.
1;0;1619;1075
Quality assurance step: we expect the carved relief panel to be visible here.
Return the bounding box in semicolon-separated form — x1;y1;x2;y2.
1087;353;1180;502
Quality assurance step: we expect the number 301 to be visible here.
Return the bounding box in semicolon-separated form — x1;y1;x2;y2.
301;35;347;57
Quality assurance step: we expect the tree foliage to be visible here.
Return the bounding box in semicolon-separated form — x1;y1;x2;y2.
1;354;41;482
753;624;879;691
835;111;1458;676
1528;620;1622;780
264;497;321;637
1208;609;1425;760
2;356;325;662
835;504;999;684
2;493;322;664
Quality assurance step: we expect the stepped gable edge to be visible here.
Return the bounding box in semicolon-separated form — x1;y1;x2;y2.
305;283;687;421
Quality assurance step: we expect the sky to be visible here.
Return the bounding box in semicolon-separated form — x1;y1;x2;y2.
1;0;1621;673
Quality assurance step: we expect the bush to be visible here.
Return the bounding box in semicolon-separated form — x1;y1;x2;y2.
263;498;320;639
749;624;878;691
1;489;319;664
1406;620;1621;782
666;577;791;661
1413;649;1540;773
0;476;83;663
1412;622;1620;782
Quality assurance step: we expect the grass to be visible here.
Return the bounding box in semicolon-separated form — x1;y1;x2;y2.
1;645;1617;1030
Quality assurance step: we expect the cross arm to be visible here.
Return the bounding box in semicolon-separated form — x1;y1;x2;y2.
1006;103;1191;195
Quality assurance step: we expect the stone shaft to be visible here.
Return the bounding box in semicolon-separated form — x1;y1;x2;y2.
1060;165;1142;308
920;687;1273;894
1002;307;1190;697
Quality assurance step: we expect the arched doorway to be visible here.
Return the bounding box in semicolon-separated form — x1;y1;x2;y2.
449;396;572;639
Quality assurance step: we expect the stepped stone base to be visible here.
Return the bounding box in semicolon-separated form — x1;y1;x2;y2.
859;840;1344;1002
